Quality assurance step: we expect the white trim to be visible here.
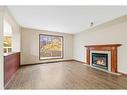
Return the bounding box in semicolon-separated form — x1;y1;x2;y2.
0;6;4;90
40;56;63;60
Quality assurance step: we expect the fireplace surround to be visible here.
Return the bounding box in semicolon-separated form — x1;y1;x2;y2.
90;50;111;72
85;44;121;73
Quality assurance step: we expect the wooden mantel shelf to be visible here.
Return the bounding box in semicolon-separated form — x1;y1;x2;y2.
85;44;121;48
84;44;121;73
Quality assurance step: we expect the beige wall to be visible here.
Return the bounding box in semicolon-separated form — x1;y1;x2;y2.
0;7;4;89
73;15;127;74
21;27;73;65
4;8;21;52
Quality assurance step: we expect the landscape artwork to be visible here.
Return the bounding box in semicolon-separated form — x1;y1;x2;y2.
39;34;63;60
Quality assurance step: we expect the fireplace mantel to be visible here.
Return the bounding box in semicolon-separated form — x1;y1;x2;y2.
84;44;121;73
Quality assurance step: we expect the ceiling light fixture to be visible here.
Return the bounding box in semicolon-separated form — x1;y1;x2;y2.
90;22;94;27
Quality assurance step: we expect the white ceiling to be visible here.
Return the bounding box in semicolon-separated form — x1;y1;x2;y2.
8;6;127;34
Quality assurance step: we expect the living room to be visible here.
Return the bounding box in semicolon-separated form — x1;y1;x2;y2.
0;4;127;93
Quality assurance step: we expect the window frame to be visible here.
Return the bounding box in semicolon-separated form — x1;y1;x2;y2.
39;34;64;60
3;20;13;53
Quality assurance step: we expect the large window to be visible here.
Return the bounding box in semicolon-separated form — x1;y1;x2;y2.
3;20;12;53
39;34;63;60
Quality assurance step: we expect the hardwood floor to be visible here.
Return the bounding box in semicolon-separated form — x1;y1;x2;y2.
5;61;127;89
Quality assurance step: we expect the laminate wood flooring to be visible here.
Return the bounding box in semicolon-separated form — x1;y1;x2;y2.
5;61;127;89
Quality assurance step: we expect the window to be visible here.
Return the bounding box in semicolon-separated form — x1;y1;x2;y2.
3;20;12;53
39;34;63;60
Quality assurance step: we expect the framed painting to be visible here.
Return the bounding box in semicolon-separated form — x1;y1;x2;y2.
39;34;63;60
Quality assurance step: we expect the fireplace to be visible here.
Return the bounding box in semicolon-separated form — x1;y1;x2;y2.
85;44;121;73
92;53;108;70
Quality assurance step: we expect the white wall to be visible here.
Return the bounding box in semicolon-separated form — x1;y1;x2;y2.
0;7;4;90
21;27;73;65
73;15;127;74
0;7;21;89
4;8;21;52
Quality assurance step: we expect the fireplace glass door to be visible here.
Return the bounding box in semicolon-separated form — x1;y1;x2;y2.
92;53;108;70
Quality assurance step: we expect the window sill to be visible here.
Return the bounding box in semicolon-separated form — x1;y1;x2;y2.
4;52;19;57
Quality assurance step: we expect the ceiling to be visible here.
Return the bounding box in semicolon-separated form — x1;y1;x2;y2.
8;6;127;34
